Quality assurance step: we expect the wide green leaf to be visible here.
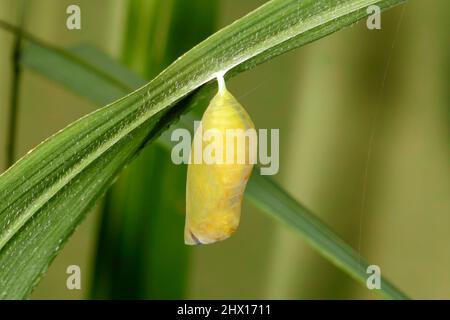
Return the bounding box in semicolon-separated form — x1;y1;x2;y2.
0;0;407;299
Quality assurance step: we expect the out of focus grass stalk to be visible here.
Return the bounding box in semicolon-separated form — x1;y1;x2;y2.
90;0;218;299
5;0;26;167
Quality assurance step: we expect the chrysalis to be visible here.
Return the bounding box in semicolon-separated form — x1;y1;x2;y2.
185;74;256;245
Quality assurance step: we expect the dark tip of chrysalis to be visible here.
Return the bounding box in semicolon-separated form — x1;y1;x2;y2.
190;231;203;245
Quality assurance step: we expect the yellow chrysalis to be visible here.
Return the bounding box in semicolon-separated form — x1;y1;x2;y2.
185;74;256;245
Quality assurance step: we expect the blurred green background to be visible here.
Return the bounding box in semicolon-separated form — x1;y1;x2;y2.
0;0;449;299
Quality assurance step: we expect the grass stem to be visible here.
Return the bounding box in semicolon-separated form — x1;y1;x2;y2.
6;2;27;167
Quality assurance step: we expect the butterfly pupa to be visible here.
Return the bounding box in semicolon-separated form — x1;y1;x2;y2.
185;74;257;245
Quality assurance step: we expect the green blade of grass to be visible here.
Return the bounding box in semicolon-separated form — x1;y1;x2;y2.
246;174;408;300
0;0;407;299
